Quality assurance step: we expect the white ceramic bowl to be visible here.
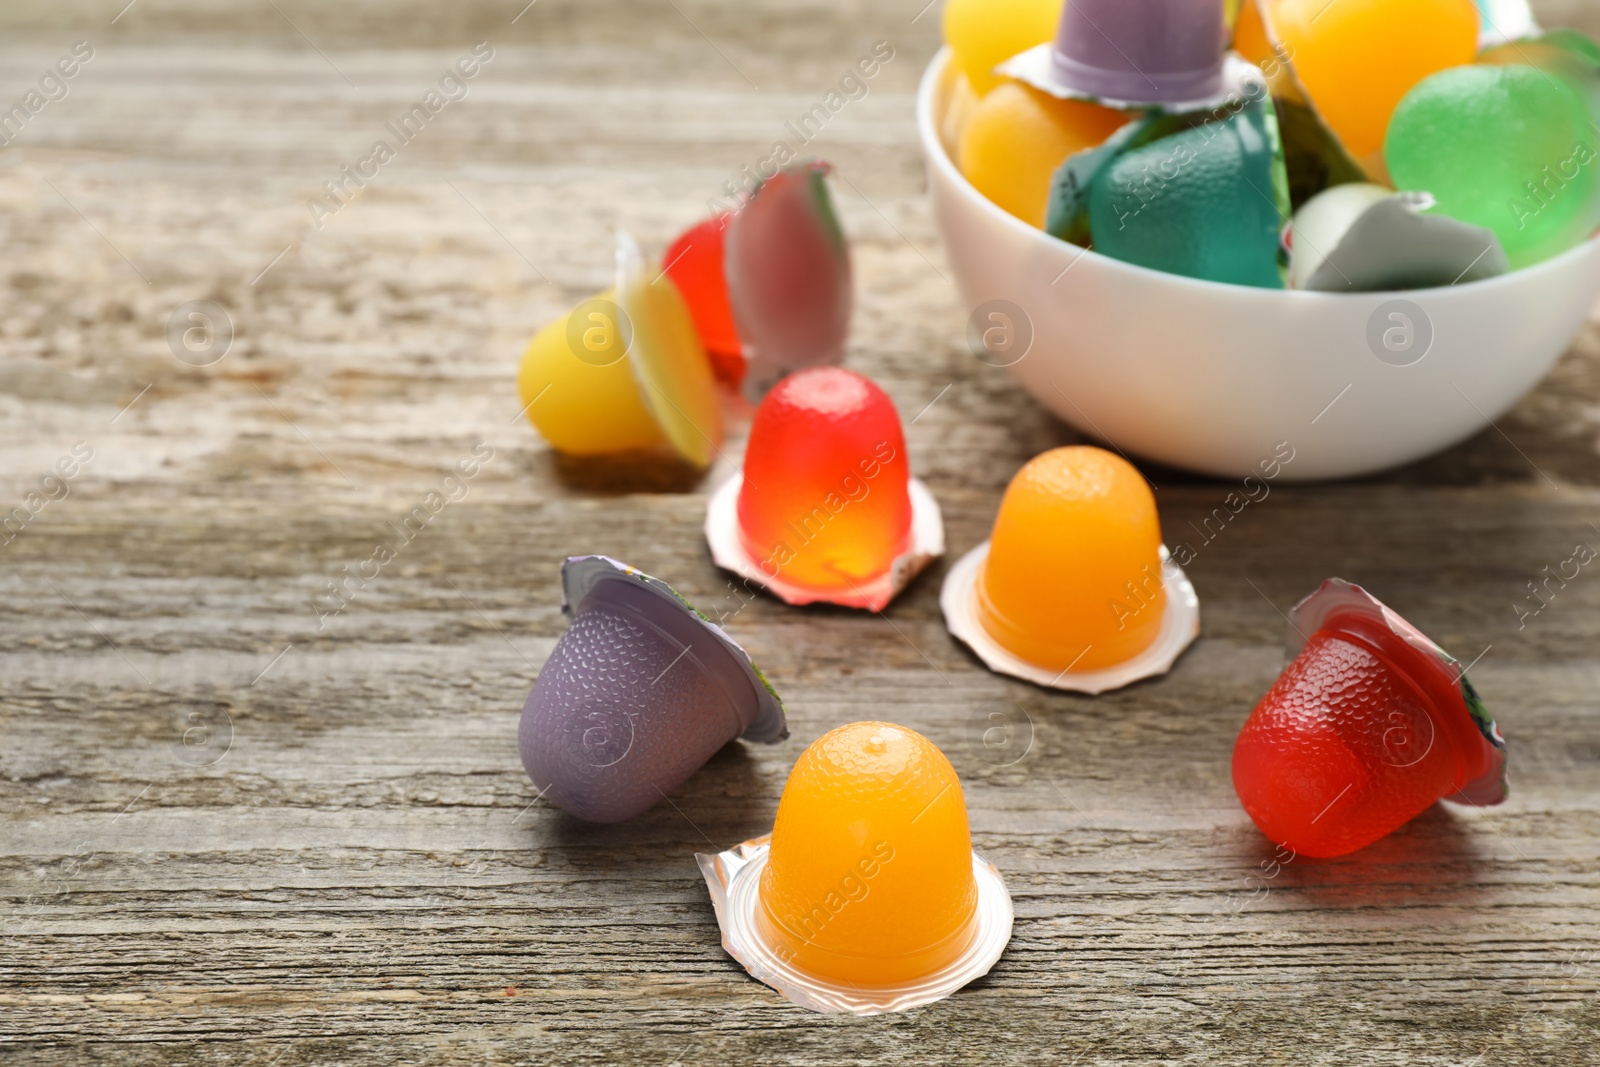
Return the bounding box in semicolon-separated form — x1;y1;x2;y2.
918;48;1600;481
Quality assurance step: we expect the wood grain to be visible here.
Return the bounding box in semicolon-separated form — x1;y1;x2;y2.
2;2;1599;1064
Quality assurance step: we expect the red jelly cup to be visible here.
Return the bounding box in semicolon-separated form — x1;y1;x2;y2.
739;368;912;592
663;214;745;388
1231;579;1506;859
705;366;944;611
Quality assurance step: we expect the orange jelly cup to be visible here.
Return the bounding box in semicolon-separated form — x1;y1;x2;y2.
737;368;913;594
756;722;979;986
977;446;1166;672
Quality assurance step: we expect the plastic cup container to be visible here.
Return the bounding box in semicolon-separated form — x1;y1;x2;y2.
697;722;1012;1014
518;556;787;823
705;368;944;611
998;0;1244;111
517;232;724;468
1232;579;1507;858
1050;0;1227;103
941;447;1199;693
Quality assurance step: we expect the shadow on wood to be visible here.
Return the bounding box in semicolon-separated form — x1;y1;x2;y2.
547;449;710;495
537;741;772;862
1268;804;1491;913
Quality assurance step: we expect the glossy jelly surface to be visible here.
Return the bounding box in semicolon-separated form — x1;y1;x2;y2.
517;287;668;455
1232;0;1280;74
1269;0;1479;164
737;368;913;593
758;722;978;985
943;0;1061;96
1088;104;1287;289
1386;63;1600;269
663;214;745;387
1232;610;1490;857
978;446;1166;672
960;82;1131;229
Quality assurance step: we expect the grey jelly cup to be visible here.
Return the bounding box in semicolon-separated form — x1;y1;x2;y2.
518;556;787;823
1050;0;1228;104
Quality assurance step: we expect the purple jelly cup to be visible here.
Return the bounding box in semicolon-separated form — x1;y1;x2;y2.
1049;0;1228;104
519;556;787;823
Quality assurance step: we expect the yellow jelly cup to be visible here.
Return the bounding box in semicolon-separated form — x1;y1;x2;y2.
518;232;723;467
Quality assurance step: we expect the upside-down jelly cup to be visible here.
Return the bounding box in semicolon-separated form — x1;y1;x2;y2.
942;446;1198;693
1068;96;1289;289
705;367;944;611
1232;579;1507;858
518;556;787;824
999;0;1243;111
697;722;1013;1014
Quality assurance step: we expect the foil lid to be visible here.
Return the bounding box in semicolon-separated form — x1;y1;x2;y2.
1000;47;1265;114
940;543;1200;694
613;232;724;469
723;162;853;402
704;474;944;612
1288;185;1508;291
695;835;1013;1015
1475;0;1540;46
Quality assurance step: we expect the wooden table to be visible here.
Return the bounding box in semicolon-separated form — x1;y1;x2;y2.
4;1;1599;1062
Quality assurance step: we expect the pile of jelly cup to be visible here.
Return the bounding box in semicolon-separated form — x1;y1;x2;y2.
505;2;1533;1009
517;460;1507;1013
943;0;1600;288
517;159;947;612
517;161;854;473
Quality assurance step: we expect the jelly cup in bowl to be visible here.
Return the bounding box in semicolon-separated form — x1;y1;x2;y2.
919;48;1600;481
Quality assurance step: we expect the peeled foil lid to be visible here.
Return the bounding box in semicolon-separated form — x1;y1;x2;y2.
999;47;1267;114
704;473;944;612
695;835;1013;1015
1286;577;1505;806
940;543;1200;694
1289;186;1508;291
561;555;787;743
1476;0;1540;46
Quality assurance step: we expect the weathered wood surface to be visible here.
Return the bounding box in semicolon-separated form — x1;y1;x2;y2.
3;1;1600;1064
